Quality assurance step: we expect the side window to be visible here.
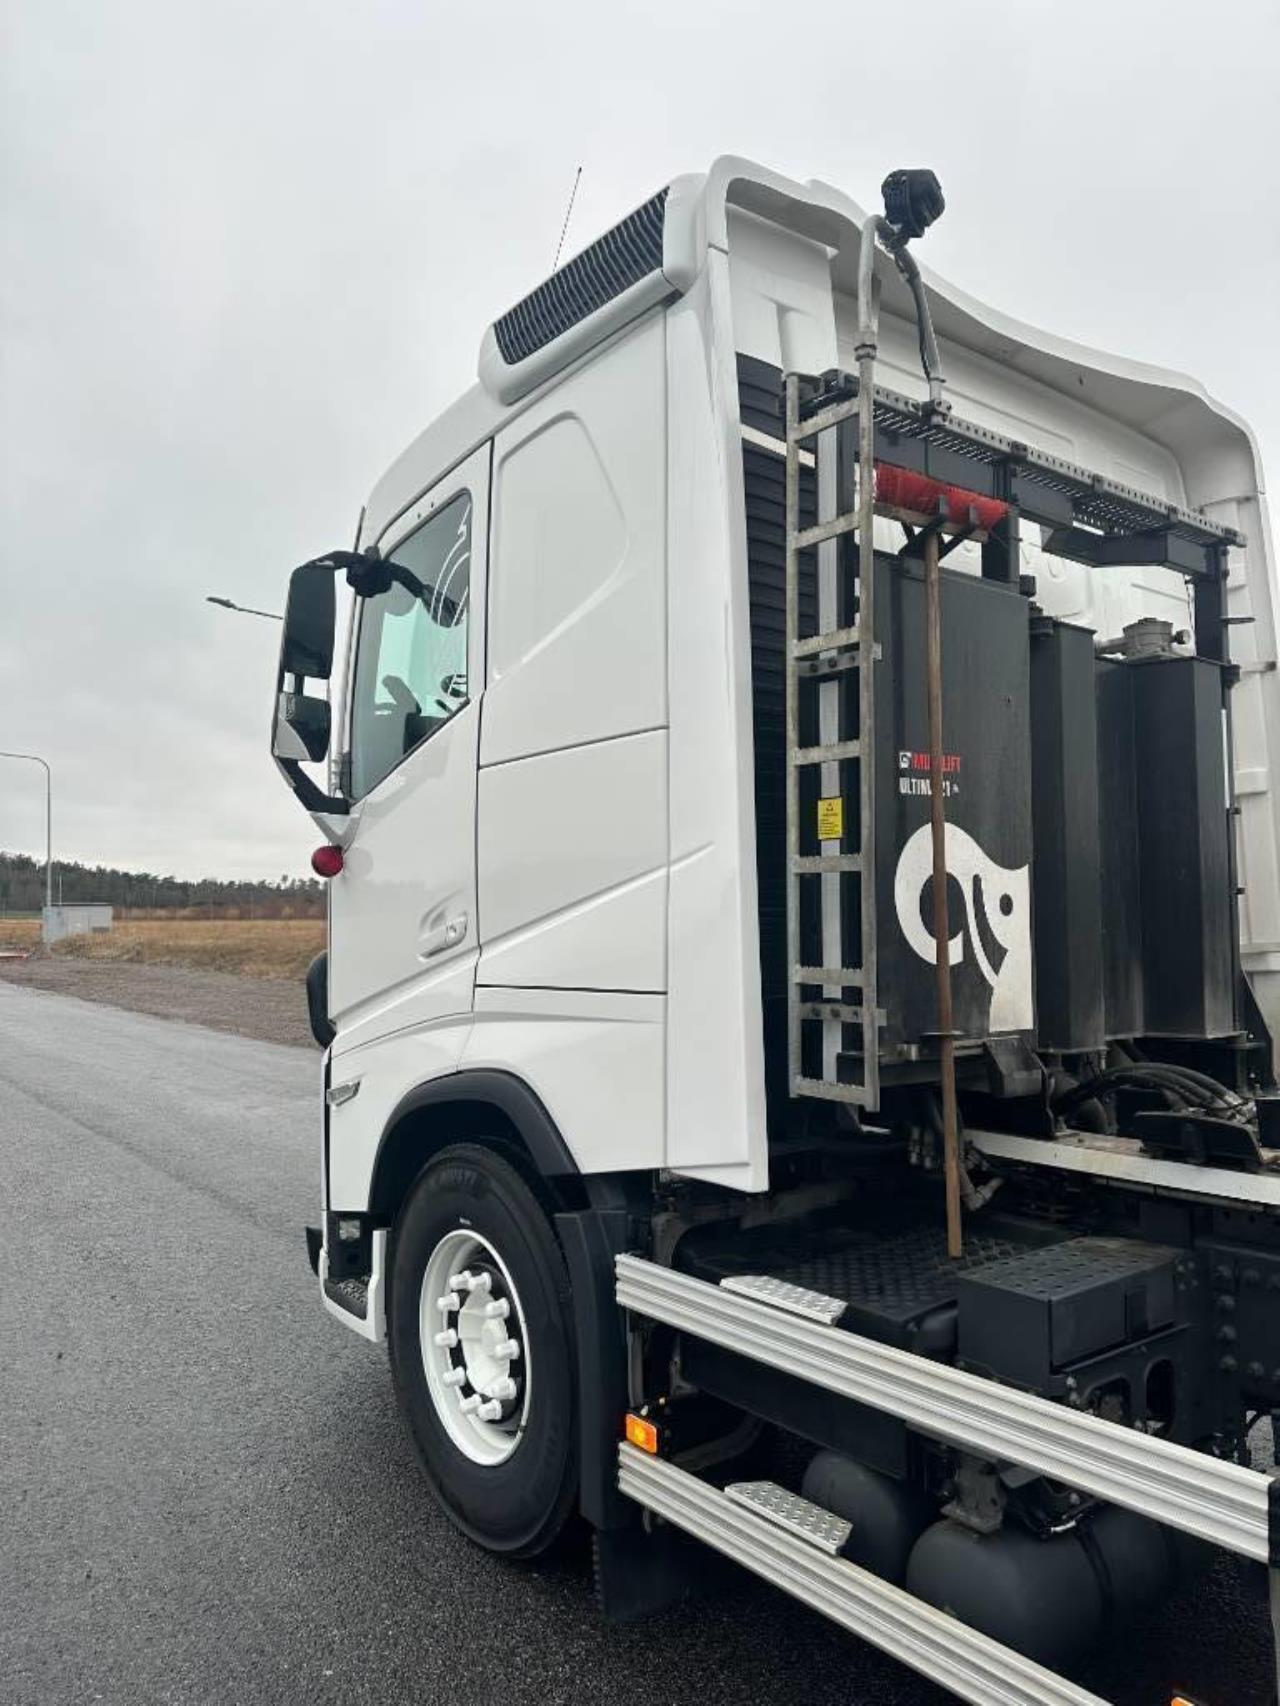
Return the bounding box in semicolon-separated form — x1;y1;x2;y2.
349;492;471;799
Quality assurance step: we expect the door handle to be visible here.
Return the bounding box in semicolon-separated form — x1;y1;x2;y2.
419;913;468;958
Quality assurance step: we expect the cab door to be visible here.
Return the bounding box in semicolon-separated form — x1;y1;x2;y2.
328;444;490;1046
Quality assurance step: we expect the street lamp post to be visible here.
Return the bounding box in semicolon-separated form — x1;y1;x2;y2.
0;751;52;915
206;595;282;621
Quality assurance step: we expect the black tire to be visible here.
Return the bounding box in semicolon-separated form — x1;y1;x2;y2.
388;1142;578;1557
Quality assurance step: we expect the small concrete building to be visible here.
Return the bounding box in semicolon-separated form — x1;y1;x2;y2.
43;904;113;944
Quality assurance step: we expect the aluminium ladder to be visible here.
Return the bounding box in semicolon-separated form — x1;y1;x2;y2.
784;367;884;1109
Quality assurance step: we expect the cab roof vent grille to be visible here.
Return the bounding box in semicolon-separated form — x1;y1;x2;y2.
493;186;669;366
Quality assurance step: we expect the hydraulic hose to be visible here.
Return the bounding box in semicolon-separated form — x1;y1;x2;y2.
1055;1063;1246;1118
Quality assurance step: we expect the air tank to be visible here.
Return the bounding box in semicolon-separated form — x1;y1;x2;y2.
905;1504;1178;1670
800;1450;932;1584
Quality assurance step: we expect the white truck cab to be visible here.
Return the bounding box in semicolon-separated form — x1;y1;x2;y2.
274;159;1280;1703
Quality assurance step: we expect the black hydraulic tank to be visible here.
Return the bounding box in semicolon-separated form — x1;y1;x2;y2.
1028;617;1106;1052
870;560;1034;1055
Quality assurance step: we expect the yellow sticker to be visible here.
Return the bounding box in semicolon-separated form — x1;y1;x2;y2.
817;797;844;841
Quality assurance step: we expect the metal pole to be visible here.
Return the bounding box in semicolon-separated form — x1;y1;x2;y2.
0;751;52;919
854;215;884;1109
857;350;879;1107
784;375;802;1093
921;534;963;1258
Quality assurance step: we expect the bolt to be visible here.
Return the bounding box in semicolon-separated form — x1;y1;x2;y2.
1219;1356;1238;1375
1214;1263;1234;1286
1243;1268;1261;1287
1216;1325;1238;1344
1248;1362;1266;1381
1266;1274;1280;1294
1216;1294;1237;1313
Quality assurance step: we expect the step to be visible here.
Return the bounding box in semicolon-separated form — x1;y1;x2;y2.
319;1228;387;1345
618;1445;1106;1706
719;1272;847;1325
791;855;861;875
724;1480;852;1555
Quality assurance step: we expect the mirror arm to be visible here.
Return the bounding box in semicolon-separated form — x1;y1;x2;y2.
273;754;349;816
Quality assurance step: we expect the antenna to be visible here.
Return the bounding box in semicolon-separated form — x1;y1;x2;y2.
552;166;583;272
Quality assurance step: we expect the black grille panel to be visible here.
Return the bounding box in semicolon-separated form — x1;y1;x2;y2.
739;357;816;1023
493;188;669;366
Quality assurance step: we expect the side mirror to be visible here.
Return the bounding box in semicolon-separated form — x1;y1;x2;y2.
271;550;352;818
272;691;331;763
282;562;336;680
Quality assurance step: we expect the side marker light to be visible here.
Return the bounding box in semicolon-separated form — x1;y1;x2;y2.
624;1412;660;1454
311;844;344;878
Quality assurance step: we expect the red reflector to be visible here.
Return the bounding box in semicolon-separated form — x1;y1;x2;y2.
311;844;344;878
875;463;1009;533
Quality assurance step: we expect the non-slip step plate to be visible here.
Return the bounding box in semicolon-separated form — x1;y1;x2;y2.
719;1272;847;1325
724;1480;852;1556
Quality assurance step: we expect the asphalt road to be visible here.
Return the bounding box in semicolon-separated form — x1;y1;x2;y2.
1;982;1274;1706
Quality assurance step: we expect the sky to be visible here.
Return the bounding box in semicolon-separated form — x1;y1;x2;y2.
2;0;1278;881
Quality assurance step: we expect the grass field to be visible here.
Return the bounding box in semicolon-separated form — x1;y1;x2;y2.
0;918;324;979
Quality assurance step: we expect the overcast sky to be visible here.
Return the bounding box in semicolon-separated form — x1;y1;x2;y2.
2;0;1277;881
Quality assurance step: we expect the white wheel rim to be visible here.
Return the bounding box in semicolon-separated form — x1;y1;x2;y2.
420;1227;532;1466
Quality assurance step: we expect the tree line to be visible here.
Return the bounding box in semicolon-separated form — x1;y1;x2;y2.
0;851;324;915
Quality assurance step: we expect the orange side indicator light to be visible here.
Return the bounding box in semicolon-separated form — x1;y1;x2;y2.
1171;1696;1203;1706
625;1412;659;1454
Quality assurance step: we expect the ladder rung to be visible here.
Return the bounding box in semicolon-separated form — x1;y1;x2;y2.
797;651;864;679
790;503;990;554
787;392;861;443
791;514;859;551
793;966;864;986
791;855;861;875
798;1001;869;1024
791;740;860;766
790;1075;876;1105
793;625;862;659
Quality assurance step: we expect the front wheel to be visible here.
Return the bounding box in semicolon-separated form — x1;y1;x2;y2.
388;1143;578;1557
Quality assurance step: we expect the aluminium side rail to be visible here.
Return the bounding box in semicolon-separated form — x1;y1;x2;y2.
618;1444;1106;1706
615;1254;1274;1561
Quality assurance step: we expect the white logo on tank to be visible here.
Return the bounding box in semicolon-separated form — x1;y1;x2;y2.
892;823;1033;1033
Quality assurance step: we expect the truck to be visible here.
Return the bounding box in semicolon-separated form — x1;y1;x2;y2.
270;158;1280;1704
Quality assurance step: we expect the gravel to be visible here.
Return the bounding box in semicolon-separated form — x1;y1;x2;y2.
0;953;315;1047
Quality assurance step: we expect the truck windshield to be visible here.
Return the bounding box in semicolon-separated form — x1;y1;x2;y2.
349;491;471;799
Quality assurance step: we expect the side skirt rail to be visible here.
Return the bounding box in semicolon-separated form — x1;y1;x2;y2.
970;1127;1280;1210
618;1445;1105;1706
616;1254;1271;1562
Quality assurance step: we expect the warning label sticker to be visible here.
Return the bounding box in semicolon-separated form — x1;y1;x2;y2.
817;797;844;841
